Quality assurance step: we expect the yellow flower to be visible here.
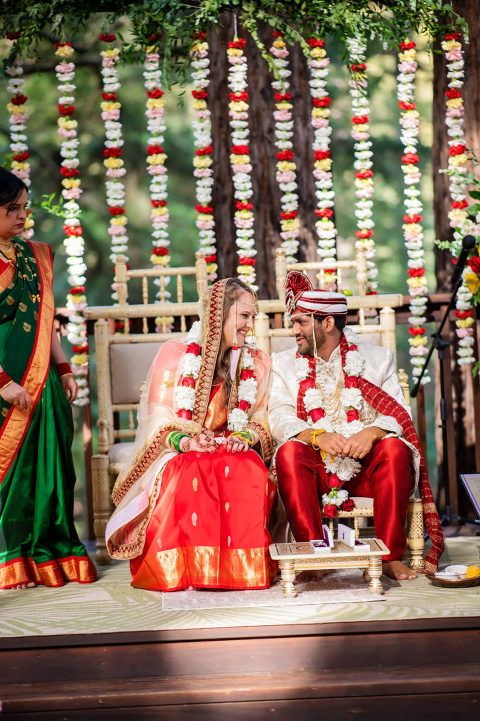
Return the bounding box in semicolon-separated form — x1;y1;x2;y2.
193;156;212;168
147;153;167;165
312;107;330;119
151;255;170;266
206;262;218;274
152;207;169;217
281;218;300;231
7;103;26;114
68;294;87;304
402;223;423;234
276;101;293;110
227;48;242;57
237;209;253;219
411;336;428;347
230;154;250;165
354;124;369;133
311;47;326;59
146;98;164;109
449;154;467;167
446;98;463;109
72;353;88;364
314;158;332;171
273;39;286;49
58;117;77;129
457;317;475;328
111;216;127;226
448;209;468;225
104;157;124;169
55;45;74;58
237;264;254;275
101;101;121;111
192;99;207;111
228;100;249;112
101;49;119;59
408;276;427;289
11;161;29;171
277;161;296;172
465;272;480;294
24;216;34;230
198;213;214;222
62;178;80;188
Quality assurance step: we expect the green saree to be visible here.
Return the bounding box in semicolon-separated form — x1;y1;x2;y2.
0;239;96;588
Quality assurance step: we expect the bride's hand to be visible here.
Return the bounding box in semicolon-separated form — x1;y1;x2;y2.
180;432;217;454
225;435;250;454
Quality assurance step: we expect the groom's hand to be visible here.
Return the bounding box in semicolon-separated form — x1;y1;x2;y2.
296;429;347;456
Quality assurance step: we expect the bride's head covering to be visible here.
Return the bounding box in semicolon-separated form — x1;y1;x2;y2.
284;270;348;317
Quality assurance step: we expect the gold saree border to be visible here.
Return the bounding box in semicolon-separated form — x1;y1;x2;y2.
132;544;274;591
0;241;54;484
0;554;97;589
0;262;14;290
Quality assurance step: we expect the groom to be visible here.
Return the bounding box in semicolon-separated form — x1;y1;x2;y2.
268;271;444;579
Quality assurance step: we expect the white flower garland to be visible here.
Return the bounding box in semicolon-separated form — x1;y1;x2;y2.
175;321;257;431
269;32;300;263
396;40;430;384
441;32;477;367
99;33;129;301
54;41;89;406
308;37;337;284
190;32;217;282
227;36;257;292
5;35;34;239
346;38;378;294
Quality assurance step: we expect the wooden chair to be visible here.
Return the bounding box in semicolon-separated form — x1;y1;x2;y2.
254;286;425;571
84;255;207;563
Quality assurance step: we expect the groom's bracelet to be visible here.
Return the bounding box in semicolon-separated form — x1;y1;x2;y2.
311;428;325;450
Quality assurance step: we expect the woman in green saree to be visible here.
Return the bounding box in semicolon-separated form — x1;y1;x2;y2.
0;167;96;589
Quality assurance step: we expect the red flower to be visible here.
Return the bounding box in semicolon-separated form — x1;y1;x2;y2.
315;208;334;218
313;97;331;108
275;92;292;102
151;247;168;256
5;32;21;40
192;32;205;40
178;409;192;420
236;201;253;210
70;286;85;295
452;199;468;209
445;33;462;40
151;200;167;207
346;409;359;423
186;342;201;356
303;378;316;390
348;344;358;351
101;92;117;101
60;168;79;177
344;376;358;389
408;268;425;277
314;149;331;160
195;145;212;156
341;498;355;512
327;476;340;489
239;399;251;412
109;206;125;215
366;290;378;295
403;213;422;223
307;38;325;48
272;31;283;38
455;309;473;319
398;101;416;111
400;41;416;50
11;94;28;106
181;376;195;388
401;153;419;164
63;225;83;237
58;104;75;116
281;211;297;220
204;254;217;263
232;145;249;155
104;147;122;158
449;144;466;156
147;145;164;155
99;34;117;43
350;63;366;72
355;170;374;179
55;42;72;48
352;115;369;124
192;89;208;100
149;33;162;42
323;504;338;518
12;152;29;162
227;39;247;49
238;257;256;266
276;150;294;161
195;204;213;213
445;88;461;99
356;229;374;238
147;88;164;98
468;257;480;274
73;344;89;353
230;91;248;102
409;326;426;336
240;369;255;380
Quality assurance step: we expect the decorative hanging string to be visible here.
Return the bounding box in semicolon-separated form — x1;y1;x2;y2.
269;31;300;263
227;32;257;292
54;41;89;405
5;32;34;239
346;37;378;294
307;36;337;287
396;40;430;384
190;31;217;283
441;31;477;367
99;33;129;303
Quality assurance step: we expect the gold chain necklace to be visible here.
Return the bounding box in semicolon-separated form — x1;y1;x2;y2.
0;242;17;265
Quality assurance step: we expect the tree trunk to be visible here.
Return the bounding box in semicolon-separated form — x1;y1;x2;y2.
208;14;318;299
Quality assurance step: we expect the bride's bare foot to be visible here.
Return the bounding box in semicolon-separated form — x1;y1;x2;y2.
295;569;326;583
10;582;36;590
383;561;417;580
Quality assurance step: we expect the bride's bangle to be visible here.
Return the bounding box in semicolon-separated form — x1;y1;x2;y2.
229;430;254;446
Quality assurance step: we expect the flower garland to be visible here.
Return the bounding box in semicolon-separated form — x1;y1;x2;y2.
295;328;364;515
190;32;217;283
5;32;34;239
99;33;129;301
54;41;89;405
346;38;378;294
269;32;300;263
227;36;257;292
441;31;477;367
174;321;257;430
307;37;337;286
396;40;430;384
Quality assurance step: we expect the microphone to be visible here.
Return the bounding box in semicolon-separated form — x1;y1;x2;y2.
451;235;476;286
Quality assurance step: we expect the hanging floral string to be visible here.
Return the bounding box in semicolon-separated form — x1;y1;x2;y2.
190;32;217;283
308;36;337;287
227;34;257;292
346;37;378;294
5;32;34;239
440;31;477;367
54;41;89;405
269;31;300;263
396;39;430;384
99;33;129;302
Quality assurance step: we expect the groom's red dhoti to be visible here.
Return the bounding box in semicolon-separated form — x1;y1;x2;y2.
275;437;413;562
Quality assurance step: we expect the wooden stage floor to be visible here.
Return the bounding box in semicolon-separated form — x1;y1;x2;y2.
1;536;479;720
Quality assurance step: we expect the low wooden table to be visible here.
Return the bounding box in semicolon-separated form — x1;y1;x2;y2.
269;539;390;598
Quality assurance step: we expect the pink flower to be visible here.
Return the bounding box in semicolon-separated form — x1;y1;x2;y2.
276;171;296;183
232;164;252;174
446;50;462;61
404;173;421;184
229;111;248;120
108;225;126;236
273;110;292;122
148;165;167;175
311;118;329;128
311;59;329;69
195;110;210;119
235;218;254;228
62;188;82;200
280;230;300;240
196;220;215;230
271;47;288;58
351;130;369;141
101;110;120;121
313;170;332;182
106;168;126;178
193;168;213;178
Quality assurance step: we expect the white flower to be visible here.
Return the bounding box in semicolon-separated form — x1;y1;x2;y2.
295;356;310;381
303;388;323;413
227;407;249;431
340;387;363;409
238;377;257;404
175;386;196;411
344;349;365;377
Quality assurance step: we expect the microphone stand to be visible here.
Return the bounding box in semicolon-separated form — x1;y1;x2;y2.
411;238;476;526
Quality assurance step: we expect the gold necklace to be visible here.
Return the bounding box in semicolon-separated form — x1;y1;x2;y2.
0;242;16;264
